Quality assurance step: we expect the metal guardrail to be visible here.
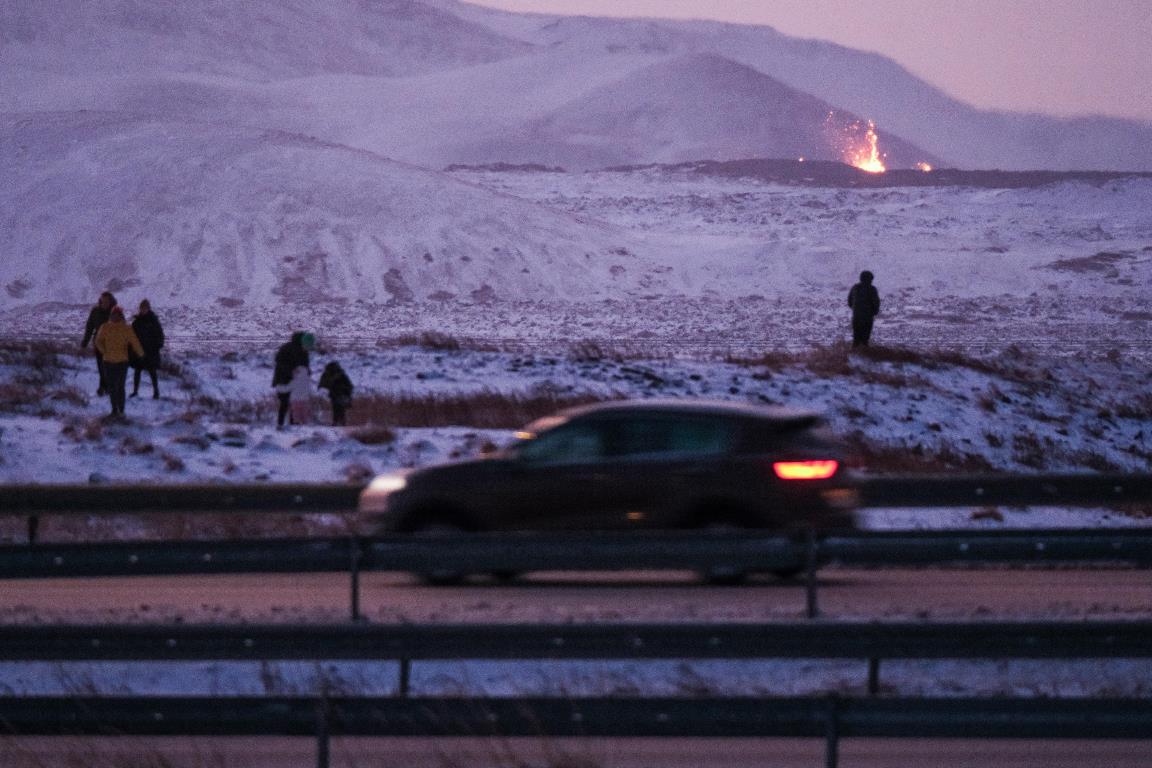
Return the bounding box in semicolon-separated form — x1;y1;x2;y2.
3;473;1151;514
3;695;1149;768
3;619;1148;703
5;620;1148;662
2;529;1149;581
4;695;1150;739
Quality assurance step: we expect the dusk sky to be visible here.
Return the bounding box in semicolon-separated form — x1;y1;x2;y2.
470;0;1152;123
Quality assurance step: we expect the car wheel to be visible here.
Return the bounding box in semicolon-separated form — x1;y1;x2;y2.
699;520;749;586
410;520;468;586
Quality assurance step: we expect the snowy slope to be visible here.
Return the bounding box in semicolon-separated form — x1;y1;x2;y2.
0;0;532;78
0;112;665;307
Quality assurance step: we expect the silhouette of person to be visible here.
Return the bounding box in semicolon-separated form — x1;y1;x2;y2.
130;299;165;399
80;291;117;395
848;270;881;347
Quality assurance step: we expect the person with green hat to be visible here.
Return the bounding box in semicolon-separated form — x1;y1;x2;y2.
272;331;313;428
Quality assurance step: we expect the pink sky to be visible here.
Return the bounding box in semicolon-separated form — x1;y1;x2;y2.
469;0;1152;123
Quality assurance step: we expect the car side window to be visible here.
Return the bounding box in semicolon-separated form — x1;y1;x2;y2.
612;418;732;459
517;423;607;464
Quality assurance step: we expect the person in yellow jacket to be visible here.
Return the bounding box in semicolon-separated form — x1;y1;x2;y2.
94;305;144;418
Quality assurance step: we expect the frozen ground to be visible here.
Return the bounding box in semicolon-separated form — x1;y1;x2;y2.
1;336;1149;534
4;169;1149;361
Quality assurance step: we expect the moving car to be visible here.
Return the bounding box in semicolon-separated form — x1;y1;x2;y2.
359;399;859;583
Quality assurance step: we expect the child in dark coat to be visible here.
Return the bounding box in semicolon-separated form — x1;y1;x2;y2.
318;361;354;426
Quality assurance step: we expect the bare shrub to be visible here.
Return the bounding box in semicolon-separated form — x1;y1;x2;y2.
1011;430;1046;469
0;382;40;410
855;344;1004;376
569;340;612;363
161;452;185;472
344;462;375;482
61;417;104;442
119;436;155;455
803;343;854;377
1113;394;1152;420
400;331;462;351
48;386;88;407
349;424;397;445
1071;450;1122;473
347;390;608;429
846;434;997;473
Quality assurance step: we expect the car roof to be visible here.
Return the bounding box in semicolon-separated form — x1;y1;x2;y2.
521;399;823;433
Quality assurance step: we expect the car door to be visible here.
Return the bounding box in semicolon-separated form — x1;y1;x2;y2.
489;420;615;530
597;415;736;528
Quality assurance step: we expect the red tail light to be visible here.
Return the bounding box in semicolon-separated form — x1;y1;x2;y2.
772;460;839;480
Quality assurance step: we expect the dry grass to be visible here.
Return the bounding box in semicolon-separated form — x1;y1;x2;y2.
846;434;998;473
732;342;1021;381
344;390;610;429
2;510;358;544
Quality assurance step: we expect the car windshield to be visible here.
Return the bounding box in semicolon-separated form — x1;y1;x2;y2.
515;422;606;464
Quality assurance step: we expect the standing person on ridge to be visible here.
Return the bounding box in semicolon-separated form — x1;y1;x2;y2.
847;270;881;347
130;299;165;399
94;305;144;419
272;331;314;428
80;291;117;396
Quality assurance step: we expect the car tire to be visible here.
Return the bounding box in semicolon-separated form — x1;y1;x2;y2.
699;519;749;586
410;520;468;586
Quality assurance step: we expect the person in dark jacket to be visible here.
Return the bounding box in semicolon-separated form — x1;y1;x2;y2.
80;291;117;395
847;270;881;347
318;361;354;426
272;331;314;428
130;299;165;399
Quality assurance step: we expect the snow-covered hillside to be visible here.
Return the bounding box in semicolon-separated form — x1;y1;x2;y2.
0;112;673;307
0;0;531;78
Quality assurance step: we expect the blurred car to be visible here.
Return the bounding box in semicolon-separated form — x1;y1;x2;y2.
359;399;858;583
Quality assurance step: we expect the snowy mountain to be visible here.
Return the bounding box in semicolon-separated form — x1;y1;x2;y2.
452;5;1152;172
0;0;532;77
0;112;660;308
465;53;936;170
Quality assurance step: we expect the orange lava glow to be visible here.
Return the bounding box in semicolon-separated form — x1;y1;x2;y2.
850;120;887;173
825;113;888;173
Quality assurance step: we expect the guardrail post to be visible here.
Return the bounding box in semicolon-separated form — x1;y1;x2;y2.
824;693;840;768
349;537;362;623
398;658;411;698
867;658;881;696
805;528;820;619
315;697;331;768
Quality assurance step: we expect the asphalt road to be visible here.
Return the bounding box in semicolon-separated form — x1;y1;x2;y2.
5;735;1150;768
3;567;1149;623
